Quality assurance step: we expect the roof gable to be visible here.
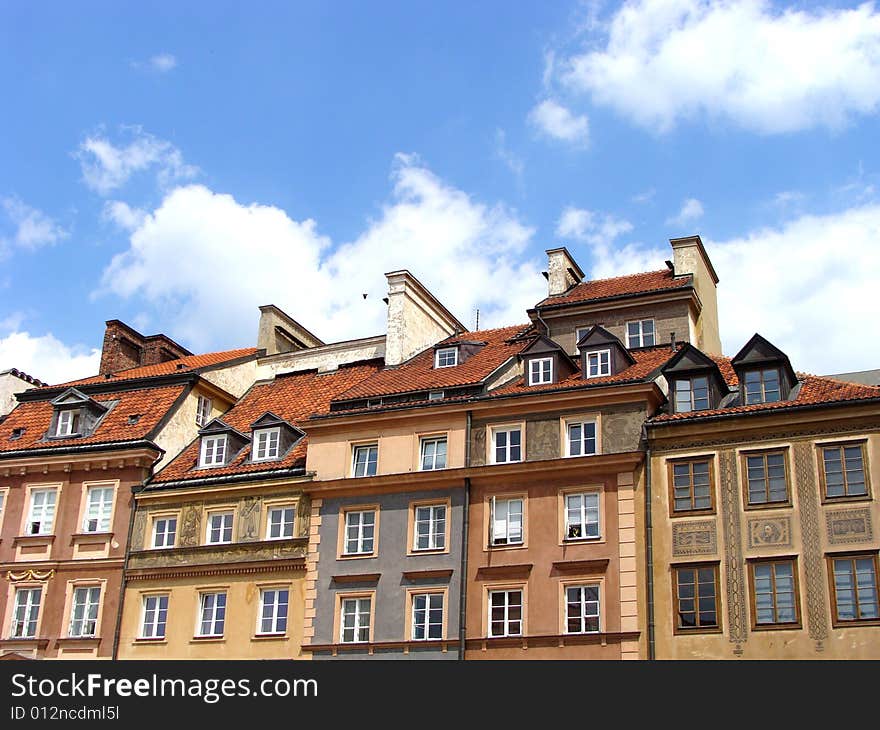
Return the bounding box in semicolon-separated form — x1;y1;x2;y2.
50;387;107;411
577;325;636;365
731;333;797;383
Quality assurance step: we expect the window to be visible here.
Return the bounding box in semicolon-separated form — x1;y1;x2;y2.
749;559;799;628
253;428;280;462
745;451;789;506
829;554;880;625
152;516;177;549
821;443;868;499
420;436;447;471
743;368;781;405
528;357;553;385
140;595;168;639
343;510;376;555
83;485;114;533
564;492;600;540
585;350;611;378
413;504;446;551
488;590;522;637
257;588;289;635
673;564;720;632
68;586;101;638
340;597;372;643
670;458;714;513
206;512;233;544
674;377;710;412
266;506;295;540
490;497;523;546
27;488;57;535
10;587;42;638
411;593;444;640
197;592;227;637
492;426;522;464
56;409;80;436
565;585;600;634
566;420;597;457
200;435;227;467
626;319;656;348
195;395;212;427
352;444;378;477
575;327;593;350
435;347;458;368
428;391;444;401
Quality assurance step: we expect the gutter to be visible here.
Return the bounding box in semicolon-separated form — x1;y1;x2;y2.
146;467;307;491
0;439;162;461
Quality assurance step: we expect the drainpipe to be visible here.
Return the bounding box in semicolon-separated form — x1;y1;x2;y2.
458;411;472;659
643;425;656;660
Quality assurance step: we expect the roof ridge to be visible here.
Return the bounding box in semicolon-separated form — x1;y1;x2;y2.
575;268;677;286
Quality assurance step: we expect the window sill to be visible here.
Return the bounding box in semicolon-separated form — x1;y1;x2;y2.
562;536;603;544
56;636;100;645
337;552;378;561
830;619;880;629
821;494;872;505
0;637;50;648
190;636;226;644
672;626;723;635
669;509;716;518
134;637;167;644
251;634;289;642
408;547;449;556
71;531;113;539
751;622;802;632
486;542;527;552
743;502;792;511
13;534;56;544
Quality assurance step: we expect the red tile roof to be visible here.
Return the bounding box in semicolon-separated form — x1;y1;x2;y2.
0;385;187;453
53;348;259;387
537;269;692;308
331;325;534;402
151;361;381;483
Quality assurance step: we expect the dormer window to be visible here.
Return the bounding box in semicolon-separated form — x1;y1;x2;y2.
585;350;611;378
253;428;280;462
529;357;553;385
200;435;228;467
743;368;781;405
674;377;710;412
435;347;458;368
56;409;80;436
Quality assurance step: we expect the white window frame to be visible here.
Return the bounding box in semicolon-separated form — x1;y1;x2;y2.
56;409;78;437
340;597;372;643
413;504;447;551
10;587;42;639
428;391;444;401
200;434;228;467
411;592;444;641
490;497;524;546
83;485;114;533
626;319;655;348
528;357;554;386
265;506;295;540
68;585;101;638
257;588;289;635
564;492;601;540
565;420;597;458
206;511;234;545
343;510;376;555
197;592;227;637
351;444;378;477
488;589;523;637
419;436;447;471
140;594;169;639
585;349;611;378
491;426;522;464
565;584;601;634
195;395;212;427
152;516;177;549
27;488;57;535
435;347;458;368
252;427;281;462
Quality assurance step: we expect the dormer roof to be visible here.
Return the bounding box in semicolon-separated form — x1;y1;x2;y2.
49;387;108;411
576;325;636;366
730;333;797;384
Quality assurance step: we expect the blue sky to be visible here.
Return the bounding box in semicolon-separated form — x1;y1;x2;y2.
2;0;879;384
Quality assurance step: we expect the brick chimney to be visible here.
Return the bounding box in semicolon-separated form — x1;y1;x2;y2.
545;247;584;296
99;320;192;375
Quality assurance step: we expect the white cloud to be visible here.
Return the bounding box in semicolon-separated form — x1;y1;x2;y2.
494;129;525;190
97;155;544;351
75;127;198;196
102;200;147;231
556;206;633;245
131;53;177;73
573;204;880;373
667;197;704;226
528;99;590;144
0;330;100;385
1;197;68;253
559;0;880;133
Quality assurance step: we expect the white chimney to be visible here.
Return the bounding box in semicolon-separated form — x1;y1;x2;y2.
545;247;584;296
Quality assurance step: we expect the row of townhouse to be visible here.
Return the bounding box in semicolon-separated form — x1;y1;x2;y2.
1;236;877;660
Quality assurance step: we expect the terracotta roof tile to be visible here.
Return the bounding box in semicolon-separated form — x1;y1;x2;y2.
151;361;381;483
537;270;692;308
0;385;187;454
53;348;260;387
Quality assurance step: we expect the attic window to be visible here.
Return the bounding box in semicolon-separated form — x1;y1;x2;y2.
253;427;280;462
10;427;25;441
435;347;458;368
528;357;553;386
743;368;781;405
200;435;228;467
127;414;141;425
674;377;710;413
56;409;80;437
585;350;611;378
428;391;444;401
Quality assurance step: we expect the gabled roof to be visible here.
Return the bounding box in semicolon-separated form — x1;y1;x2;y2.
50;387;106;410
197;417;250;441
577;325;636;365
730;333;797;384
52;348;260;387
0;384;187;454
150;361;382;485
536;269;692;308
